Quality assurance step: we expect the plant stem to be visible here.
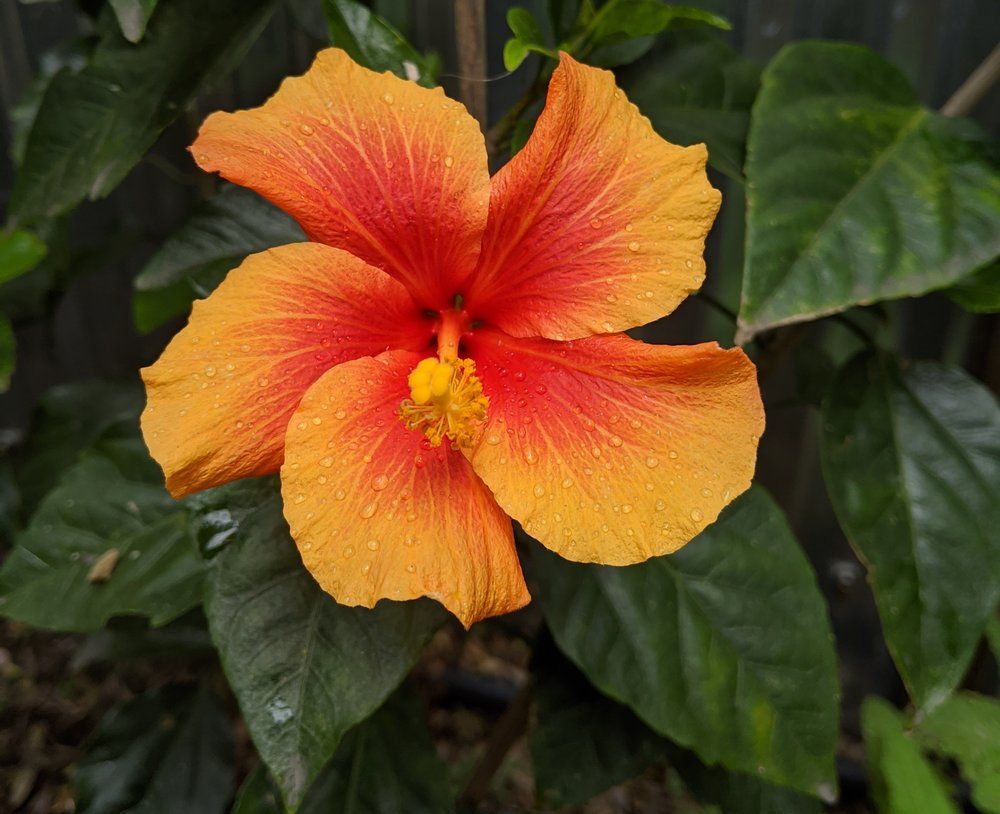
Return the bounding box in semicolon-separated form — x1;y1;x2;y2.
453;0;488;129
941;42;1000;118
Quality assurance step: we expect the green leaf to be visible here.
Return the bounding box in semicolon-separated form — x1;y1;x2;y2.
109;0;159;43
71;618;215;669
14;379;144;512
947;263;1000;313
532;643;667;807
0;230;48;286
507;6;545;44
132;185;305;332
298;687;453;813
76;686;235;814
503;38;531;72
202;478;445;809
0;316;14;394
623;31;760;180
232;688;453;814
674;755;822;814
9;0;278;225
738;41;1000;342
532;486;839;797
323;0;435;87
590;1;730;41
916;693;1000;813
861;697;958;814
0;438;205;632
820;353;1000;709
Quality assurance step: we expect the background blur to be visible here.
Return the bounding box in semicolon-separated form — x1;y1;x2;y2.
1;0;998;811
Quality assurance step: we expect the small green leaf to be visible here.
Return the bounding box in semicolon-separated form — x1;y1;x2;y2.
623;31;760;179
820;353;1000;710
739;42;1000;341
9;0;279;224
591;1;730;41
132;185;304;332
503;38;530;72
861;697;958;814
323;0;435;87
14;379;144;512
507;6;545;44
947;263;1000;314
0;438;205;632
75;686;235;814
0;230;48;286
0;316;14;394
532;486;839;797
109;0;159;42
202;478;445;809
916;693;1000;813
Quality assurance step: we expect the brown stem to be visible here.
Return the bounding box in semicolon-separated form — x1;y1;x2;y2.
458;681;532;806
941;42;1000;117
453;0;488;129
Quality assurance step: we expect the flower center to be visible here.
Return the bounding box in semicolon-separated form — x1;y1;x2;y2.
398;308;488;448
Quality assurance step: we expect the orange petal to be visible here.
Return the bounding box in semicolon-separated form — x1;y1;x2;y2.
465;330;764;564
466;53;721;340
280;351;530;628
191;48;490;310
141;243;431;498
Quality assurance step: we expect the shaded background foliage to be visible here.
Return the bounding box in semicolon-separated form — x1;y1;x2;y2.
0;0;998;812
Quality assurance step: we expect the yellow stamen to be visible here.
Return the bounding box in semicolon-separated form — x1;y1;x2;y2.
399;356;488;448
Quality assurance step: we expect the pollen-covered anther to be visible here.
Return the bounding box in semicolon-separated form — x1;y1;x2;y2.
399;357;489;448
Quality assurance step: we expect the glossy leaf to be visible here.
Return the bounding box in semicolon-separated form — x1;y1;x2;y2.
9;0;278;224
532;486;839;797
132;185;304;332
820;353;1000;709
916;693;1000;813
624;31;760;179
75;686;235;814
739;42;1000;341
861;698;957;814
0;438;204;632
323;0;435;86
14;379;144;512
109;0;159;42
947;263;1000;314
203;478;445;809
0;230;48;286
590;1;729;41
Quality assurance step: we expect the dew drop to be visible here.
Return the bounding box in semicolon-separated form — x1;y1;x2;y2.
645;456;659;468
366;539;379;551
533;484;545;498
360;502;377;519
372;474;388;491
382;93;394;104
444;155;454;168
627;241;640;252
690;508;703;522
609;435;623;448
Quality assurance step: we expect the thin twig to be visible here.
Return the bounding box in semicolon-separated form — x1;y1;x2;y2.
941;42;1000;118
458;681;532;806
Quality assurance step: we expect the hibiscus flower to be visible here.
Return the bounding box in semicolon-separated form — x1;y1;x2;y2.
141;48;764;627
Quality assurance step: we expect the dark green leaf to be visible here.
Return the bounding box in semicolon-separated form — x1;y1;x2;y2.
947;263;1000;314
674;754;822;814
203;478;445;809
71;617;214;668
533;486;839;797
132;185;305;332
532;642;666;806
9;0;278;224
0;230;48;286
0;317;13;394
820;353;1000;709
623;32;759;180
76;686;235;814
14;379;144;512
738;41;1000;342
0;438;204;632
323;0;434;87
298;687;453;814
861;697;957;814
8;40;90;168
916;693;1000;813
231;766;282;814
109;0;159;42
